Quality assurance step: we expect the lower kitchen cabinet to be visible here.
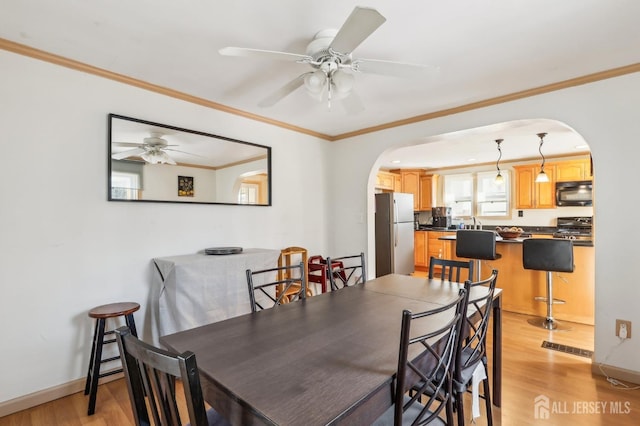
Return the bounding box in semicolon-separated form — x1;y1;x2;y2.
414;231;428;269
414;231;455;274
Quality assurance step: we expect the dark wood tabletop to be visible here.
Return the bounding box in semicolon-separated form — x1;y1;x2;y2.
160;274;502;426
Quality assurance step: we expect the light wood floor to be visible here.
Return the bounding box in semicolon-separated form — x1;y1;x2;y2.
1;311;639;425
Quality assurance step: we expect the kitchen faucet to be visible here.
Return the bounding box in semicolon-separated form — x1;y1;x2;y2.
471;216;482;230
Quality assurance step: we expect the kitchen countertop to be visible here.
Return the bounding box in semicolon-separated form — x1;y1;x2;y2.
437;234;594;247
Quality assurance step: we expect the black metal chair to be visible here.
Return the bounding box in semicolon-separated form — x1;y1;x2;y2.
372;288;468;426
429;257;475;283
523;238;574;330
326;252;367;290
452;270;499;426
246;262;306;312
115;326;230;426
455;230;501;281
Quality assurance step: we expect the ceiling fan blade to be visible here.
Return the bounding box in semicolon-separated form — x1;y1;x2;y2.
353;58;439;78
339;91;365;115
258;72;311;107
113;142;143;147
164;148;208;158
112;148;145;160
329;6;386;54
219;47;311;63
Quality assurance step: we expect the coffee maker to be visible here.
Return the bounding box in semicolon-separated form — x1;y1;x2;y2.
432;206;452;229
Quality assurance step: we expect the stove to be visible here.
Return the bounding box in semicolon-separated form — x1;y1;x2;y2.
553;216;592;240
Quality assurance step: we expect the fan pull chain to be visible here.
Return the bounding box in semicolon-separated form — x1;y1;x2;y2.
327;73;333;111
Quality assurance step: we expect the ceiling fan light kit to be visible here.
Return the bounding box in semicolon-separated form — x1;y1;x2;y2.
112;131;184;165
219;6;436;113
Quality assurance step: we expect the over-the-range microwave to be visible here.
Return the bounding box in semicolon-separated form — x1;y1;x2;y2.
556;180;593;206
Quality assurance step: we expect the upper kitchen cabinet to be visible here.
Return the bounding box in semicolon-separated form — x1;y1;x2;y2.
555;157;593;181
419;175;434;210
376;170;400;191
398;169;421;210
513;164;556;209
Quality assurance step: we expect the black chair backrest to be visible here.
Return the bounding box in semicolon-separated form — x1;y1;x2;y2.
115;326;211;426
393;288;468;425
454;270;499;392
523;238;574;273
326;252;367;290
246;262;306;312
428;256;475;282
456;230;500;260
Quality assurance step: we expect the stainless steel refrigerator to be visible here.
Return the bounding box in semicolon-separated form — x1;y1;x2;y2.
375;192;415;277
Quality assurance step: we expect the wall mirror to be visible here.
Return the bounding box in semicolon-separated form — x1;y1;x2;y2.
108;114;271;205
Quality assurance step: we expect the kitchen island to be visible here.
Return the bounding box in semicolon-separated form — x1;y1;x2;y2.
439;234;594;325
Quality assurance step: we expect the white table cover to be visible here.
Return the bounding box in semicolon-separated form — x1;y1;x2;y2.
151;248;280;345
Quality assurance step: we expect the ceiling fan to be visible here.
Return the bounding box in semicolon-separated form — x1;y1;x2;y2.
112;132;186;165
219;6;437;113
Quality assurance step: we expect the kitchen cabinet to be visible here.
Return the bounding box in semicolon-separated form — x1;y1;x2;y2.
555;158;592;181
414;231;428;269
513;165;556;209
419;175;433;210
397;169;421;210
427;231;454;273
375;171;400;191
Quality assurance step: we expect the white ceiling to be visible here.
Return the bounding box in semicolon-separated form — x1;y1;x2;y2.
2;0;638;168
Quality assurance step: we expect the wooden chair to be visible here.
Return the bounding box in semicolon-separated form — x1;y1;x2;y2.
278;246;311;300
246;262;307;312
372;288;468;426
115;326;230;426
428;257;474;283
452;270;499;426
326;252;367;290
523;238;574;330
307;255;342;294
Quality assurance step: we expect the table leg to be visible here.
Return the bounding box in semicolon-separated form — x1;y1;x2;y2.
492;293;502;407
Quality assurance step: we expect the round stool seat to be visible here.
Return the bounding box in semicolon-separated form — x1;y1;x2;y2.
89;302;140;319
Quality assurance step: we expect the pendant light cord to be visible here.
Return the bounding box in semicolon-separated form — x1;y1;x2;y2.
495;139;503;174
537;132;547;171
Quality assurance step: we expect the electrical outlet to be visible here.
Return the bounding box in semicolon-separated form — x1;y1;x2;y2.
616;320;632;339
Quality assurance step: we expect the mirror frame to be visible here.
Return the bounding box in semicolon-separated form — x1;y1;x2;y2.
108;113;272;206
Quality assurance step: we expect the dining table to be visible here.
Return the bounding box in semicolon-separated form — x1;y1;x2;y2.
160;273;502;425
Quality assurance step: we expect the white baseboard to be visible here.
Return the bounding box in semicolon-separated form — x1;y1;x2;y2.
592;362;640;386
0;373;122;418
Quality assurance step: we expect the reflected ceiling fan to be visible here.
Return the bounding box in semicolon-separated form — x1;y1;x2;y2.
219;6;437;113
112;132;195;165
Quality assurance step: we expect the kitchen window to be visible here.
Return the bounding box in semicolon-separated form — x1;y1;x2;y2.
444;171;510;218
476;171;510;216
444;173;473;217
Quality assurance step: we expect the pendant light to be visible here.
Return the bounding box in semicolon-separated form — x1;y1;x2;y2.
494;139;504;184
535;132;550;183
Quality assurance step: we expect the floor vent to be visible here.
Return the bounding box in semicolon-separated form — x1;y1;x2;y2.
542;341;593;358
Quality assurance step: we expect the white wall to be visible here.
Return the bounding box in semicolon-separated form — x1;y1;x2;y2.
0;50;329;403
2;46;639;407
327;72;640;375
